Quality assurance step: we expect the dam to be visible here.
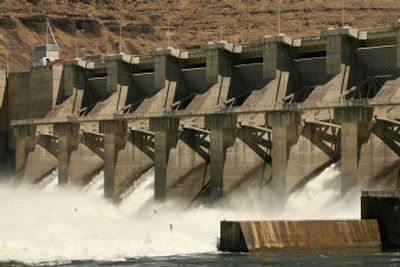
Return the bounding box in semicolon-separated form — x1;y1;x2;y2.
2;23;400;204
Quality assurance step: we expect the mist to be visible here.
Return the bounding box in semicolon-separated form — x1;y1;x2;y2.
0;163;359;265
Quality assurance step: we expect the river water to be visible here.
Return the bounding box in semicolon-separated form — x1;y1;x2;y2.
0;164;396;267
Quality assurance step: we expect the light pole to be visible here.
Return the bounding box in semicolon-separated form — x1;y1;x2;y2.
1;30;9;75
106;35;109;55
75;29;84;58
278;0;283;35
167;18;171;47
119;24;123;54
341;0;345;26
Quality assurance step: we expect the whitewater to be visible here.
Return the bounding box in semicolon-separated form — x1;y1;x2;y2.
0;164;360;265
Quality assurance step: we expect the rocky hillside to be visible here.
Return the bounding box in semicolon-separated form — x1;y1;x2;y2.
0;0;399;71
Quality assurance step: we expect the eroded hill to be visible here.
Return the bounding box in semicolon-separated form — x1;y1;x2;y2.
0;0;399;70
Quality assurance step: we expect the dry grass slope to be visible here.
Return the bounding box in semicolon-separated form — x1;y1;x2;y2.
0;0;399;70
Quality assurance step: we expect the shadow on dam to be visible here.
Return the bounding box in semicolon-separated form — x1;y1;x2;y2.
0;162;362;265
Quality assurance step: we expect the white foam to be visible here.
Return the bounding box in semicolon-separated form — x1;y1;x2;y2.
0;163;358;264
81;171;104;198
39;169;59;191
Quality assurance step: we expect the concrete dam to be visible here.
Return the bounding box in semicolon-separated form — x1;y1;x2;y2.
2;23;400;203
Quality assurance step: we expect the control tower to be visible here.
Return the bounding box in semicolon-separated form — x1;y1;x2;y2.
34;44;60;66
33;18;61;66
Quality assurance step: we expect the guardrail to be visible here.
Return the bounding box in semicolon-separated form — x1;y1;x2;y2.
10;98;400;127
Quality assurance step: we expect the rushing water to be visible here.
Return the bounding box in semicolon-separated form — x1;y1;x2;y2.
0;164;394;266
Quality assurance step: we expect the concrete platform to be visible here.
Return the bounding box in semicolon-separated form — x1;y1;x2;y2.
220;220;381;252
361;190;400;248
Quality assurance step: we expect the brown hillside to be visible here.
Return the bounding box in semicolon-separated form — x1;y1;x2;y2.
0;0;399;71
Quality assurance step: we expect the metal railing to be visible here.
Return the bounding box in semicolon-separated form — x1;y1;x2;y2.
11;97;400;127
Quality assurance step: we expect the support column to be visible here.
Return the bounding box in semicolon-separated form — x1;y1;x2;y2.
99;120;127;200
106;60;131;111
154;48;167;90
266;111;301;196
205;42;219;85
325;27;354;75
334;107;373;192
153;48;188;111
13;125;36;176
63;62;86;113
205;114;237;200
54;122;80;185
205;42;234;82
149;117;180;201
326;29;342;75
263;36;278;80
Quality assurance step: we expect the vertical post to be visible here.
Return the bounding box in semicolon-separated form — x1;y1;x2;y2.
54;122;80;185
334;107;373;193
341;0;345;26
99;120;127;200
149;117;179;201
205;114;237;200
266;111;301;197
119;24;123;54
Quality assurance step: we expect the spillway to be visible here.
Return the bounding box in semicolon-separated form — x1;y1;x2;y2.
0;162;358;265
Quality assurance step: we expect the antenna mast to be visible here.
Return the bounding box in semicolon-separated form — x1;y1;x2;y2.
46;18;58;46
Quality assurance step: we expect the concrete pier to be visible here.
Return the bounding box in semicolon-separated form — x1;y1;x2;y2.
267;111;301;195
100;120;127;200
205;114;237;199
334;107;373;191
150;117;180;201
54;122;80;185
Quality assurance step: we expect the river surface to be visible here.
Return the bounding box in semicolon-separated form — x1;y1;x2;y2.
1;164;393;266
2;250;400;267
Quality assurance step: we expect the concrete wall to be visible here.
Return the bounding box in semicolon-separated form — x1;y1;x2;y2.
361;191;400;248
103;130;154;201
221;132;271;196
285;123;339;191
22;134;58;183
220;220;381;252
8;65;62;120
165;132;210;201
353;121;400;190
